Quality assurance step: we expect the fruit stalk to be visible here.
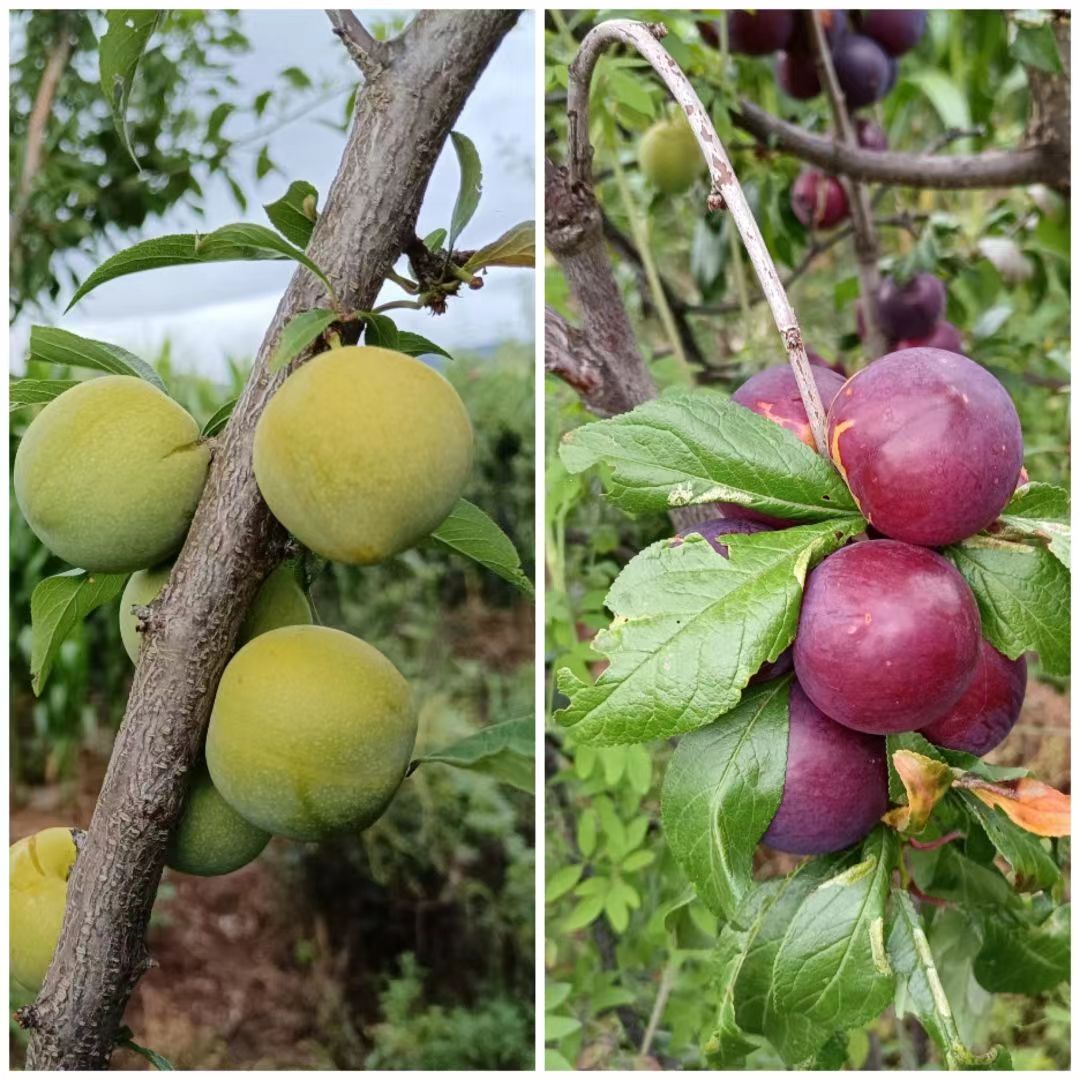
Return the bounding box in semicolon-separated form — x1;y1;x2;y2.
22;10;519;1070
566;18;829;454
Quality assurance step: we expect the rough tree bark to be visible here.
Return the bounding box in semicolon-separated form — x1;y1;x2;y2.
22;9;519;1070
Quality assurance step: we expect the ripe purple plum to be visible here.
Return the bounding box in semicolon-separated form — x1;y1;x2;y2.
876;272;946;341
808;349;847;378
832;33;893;107
728;10;795;55
828;348;1024;545
794;540;981;734
762;682;888;855
733;363;846;447
791;170;849;229
856;117;889;151
787;9;849;53
919;640;1027;756
861;10;928;56
775;51;821;100
673;518;793;683
895;320;965;355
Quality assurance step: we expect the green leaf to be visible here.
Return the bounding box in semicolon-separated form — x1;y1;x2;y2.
31;570;127;695
956;791;1060;892
557;521;862;745
396;331;452;361
409;716;533;793
546;864;584;904
906;69;972;132
764;829;898;1066
662;681;789;918
461;220;536;273
99;11;163;167
562;892;605;932
263;180;320;249
430;499;533;595
448;131;482;250
1011;23;1063;73
267;309;339;374
201;397;238;438
67;226;331;311
29;326;166;391
998;482;1070;569
423;228;447;252
362;312;400;350
558;391;859;521
117;1032;175;1071
946;537;1069;676
606;69;656;118
973;906;1069;994
9;379;81;411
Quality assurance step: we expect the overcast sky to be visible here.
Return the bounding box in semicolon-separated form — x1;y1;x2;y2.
10;10;535;380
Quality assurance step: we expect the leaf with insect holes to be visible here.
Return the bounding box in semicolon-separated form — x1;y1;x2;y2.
410;717;533;793
10;379;81;412
31;570;127;695
268;309;340;374
462;221;535;272
997;482;1070;569
29;326;166;391
430;499;533;595
662;680;789;919
559;390;859;522
556;520;862;746
448;132;482;250
99;11;163;166
264;181;320;249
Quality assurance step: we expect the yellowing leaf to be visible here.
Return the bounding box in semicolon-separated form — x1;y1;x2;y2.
883;750;953;834
959;776;1070;837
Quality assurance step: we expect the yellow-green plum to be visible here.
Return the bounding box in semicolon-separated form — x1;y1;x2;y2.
253;347;473;564
10;826;77;993
166;762;270;876
119;563;312;663
638;115;703;195
14;376;209;572
206;625;416;841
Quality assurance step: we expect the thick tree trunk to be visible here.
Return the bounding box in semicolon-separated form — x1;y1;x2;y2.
22;10;518;1069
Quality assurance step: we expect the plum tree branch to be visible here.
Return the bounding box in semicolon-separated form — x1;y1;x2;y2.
22;10;518;1069
806;12;888;360
564;18;828;454
325;8;386;78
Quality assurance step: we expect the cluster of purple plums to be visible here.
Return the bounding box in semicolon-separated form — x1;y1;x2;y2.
675;343;1026;857
722;9;927;232
859;270;966;355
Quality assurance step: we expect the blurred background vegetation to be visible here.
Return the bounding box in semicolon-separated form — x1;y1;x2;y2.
545;8;1069;1071
11;7;534;1069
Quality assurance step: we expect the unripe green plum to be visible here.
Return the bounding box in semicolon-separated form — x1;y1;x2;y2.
13;376;209;572
10;826;77;993
166;762;270;876
119;563;312;663
206;625;416;841
638;116;703;194
253;347;473;565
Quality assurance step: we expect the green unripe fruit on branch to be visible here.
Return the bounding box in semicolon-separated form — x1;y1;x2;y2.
166;762;270;876
206;625;416;841
13;376;209;572
638;115;703;194
10;826;77;993
119;563;312;663
253;347;473;564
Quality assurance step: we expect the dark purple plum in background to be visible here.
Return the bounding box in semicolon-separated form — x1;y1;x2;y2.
876;272;947;340
787;9;849;53
776;50;821;99
808;349;847;378
828;348;1024;545
728;10;795;55
791;169;849;229
896;320;965;355
794;540;981;734
832;33;893;107
861;10;928;56
762;681;888;855
672;517;794;683
733;363;846;448
856;117;889;151
920;640;1027;756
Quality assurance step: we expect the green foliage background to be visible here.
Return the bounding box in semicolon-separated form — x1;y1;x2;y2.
545;9;1069;1071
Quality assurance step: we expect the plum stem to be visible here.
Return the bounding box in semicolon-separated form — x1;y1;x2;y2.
565;18;830;456
804;12;890;363
908;830;964;851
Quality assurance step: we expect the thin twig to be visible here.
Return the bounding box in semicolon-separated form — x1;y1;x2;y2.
325;9;386;78
566;19;829;454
